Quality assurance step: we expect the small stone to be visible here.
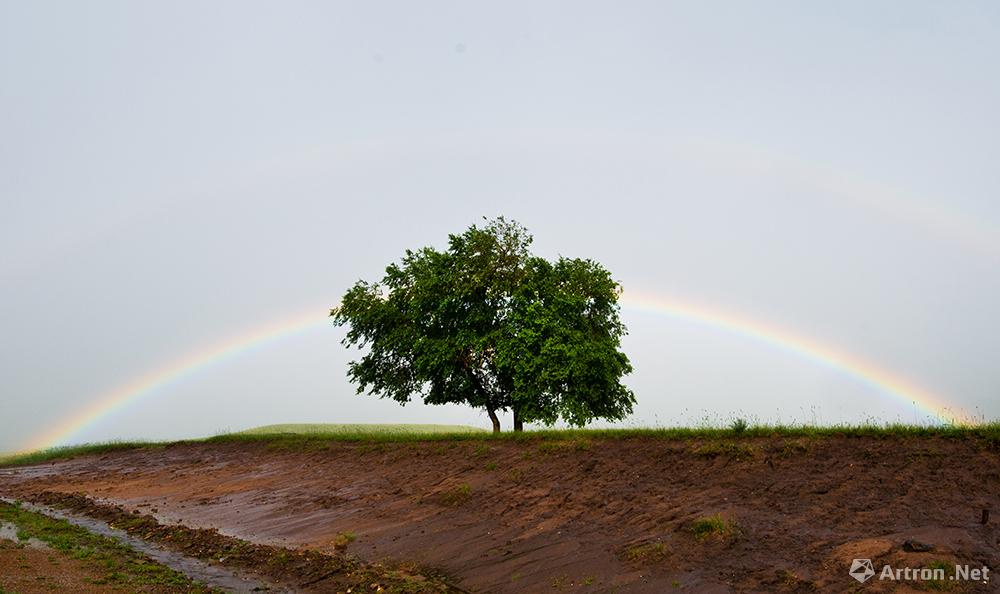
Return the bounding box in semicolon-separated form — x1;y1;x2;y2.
902;539;934;552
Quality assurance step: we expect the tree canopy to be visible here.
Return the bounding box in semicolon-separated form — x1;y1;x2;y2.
330;217;635;432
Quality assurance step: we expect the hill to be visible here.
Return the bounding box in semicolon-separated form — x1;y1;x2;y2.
236;423;487;436
2;432;997;592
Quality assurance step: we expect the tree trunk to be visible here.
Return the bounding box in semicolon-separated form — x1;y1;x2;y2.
513;406;524;432
487;407;501;433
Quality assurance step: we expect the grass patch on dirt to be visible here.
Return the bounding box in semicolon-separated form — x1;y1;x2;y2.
691;514;739;540
438;484;472;506
537;439;592;454
923;560;955;591
0;501;215;592
333;531;356;550
623;541;669;562
4;421;999;467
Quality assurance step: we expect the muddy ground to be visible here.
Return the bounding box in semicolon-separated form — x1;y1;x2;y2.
1;436;998;593
0;538;131;594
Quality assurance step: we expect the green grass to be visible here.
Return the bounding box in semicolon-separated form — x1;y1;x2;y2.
438;483;472;506
3;421;999;467
0;440;167;468
333;531;357;549
237;423;487;436
924;560;954;591
691;513;739;540
623;541;669;562
0;501;215;591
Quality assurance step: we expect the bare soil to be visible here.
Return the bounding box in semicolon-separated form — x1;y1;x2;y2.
0;536;195;594
2;435;998;593
0;538;121;594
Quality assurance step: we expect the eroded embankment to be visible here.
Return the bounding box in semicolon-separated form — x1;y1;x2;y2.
2;493;457;593
2;436;998;593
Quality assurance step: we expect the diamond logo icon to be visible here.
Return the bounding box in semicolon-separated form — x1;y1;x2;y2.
849;559;876;583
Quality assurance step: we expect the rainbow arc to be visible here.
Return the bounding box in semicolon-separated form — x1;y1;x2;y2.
22;293;957;452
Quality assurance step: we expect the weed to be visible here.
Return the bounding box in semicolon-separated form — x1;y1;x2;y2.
690;514;738;540
551;574;570;589
439;484;472;506
472;443;490;457
775;568;815;590
924;560;953;591
333;531;356;549
537;442;561;454
538;439;591;455
269;551;291;566
623;541;668;562
730;418;749;434
779;441;809;456
484;461;498;471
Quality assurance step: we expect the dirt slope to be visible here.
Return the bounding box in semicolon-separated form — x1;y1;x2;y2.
2;436;997;593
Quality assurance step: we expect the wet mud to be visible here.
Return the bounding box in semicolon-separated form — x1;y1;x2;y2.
2;436;998;592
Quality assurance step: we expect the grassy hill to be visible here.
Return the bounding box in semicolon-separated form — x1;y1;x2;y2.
4;421;998;468
236;423;488;436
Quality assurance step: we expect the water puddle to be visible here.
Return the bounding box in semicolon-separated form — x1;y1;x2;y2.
0;521;49;549
0;496;289;592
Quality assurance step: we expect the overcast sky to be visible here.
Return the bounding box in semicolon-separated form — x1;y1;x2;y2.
2;1;999;452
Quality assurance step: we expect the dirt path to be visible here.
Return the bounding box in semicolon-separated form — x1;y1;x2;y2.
2;436;998;593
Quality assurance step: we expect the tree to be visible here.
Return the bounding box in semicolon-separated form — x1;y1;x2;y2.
330;217;635;432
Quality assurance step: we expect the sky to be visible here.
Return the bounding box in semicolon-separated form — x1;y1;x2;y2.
2;1;999;452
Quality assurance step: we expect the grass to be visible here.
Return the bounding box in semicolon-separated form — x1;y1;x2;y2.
623;541;669;562
924;560;954;591
438;483;472;506
537;439;592;454
691;514;739;540
0;501;214;591
333;531;356;549
237;423;487;436
0;440;168;468
3;421;999;467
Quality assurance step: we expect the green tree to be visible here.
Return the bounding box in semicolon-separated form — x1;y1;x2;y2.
330;217;634;432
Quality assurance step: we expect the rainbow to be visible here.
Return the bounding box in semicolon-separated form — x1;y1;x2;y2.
21;307;332;453
22;293;959;452
619;292;957;424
